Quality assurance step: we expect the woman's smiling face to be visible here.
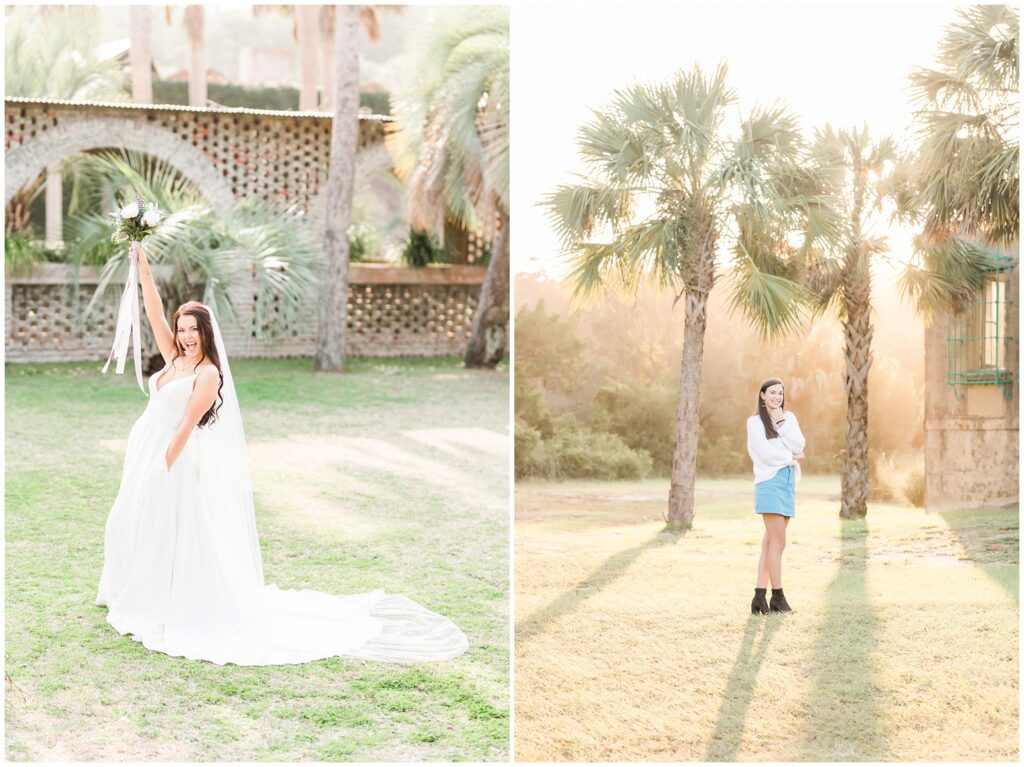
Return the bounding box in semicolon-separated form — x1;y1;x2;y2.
761;383;784;410
177;314;202;359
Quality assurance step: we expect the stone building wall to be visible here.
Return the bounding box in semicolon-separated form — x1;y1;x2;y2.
923;262;1019;511
6;264;484;362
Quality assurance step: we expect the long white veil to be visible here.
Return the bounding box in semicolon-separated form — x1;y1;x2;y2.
184;308;469;665
193;308;265;590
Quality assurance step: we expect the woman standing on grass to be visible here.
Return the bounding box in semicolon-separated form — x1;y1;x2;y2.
747;378;805;614
96;242;468;665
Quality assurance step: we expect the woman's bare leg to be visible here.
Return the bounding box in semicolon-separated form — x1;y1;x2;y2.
762;513;787;589
756;531;770;588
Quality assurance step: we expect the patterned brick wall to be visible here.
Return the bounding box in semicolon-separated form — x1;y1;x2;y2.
5;264;484;362
4;98;492;362
4;98;386;214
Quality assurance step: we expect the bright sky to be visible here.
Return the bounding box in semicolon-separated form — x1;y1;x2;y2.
513;2;965;280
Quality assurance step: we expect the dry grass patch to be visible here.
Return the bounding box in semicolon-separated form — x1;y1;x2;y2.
515;477;1018;762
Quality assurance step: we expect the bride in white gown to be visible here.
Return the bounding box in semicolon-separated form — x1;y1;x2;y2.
96;244;469;665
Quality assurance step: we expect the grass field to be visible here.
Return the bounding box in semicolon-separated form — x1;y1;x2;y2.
515;476;1018;761
5;357;509;762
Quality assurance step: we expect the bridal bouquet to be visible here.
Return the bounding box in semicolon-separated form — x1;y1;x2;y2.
101;193;164;394
108;193;163;245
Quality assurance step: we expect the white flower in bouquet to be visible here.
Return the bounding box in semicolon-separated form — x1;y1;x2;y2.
109;193;163;245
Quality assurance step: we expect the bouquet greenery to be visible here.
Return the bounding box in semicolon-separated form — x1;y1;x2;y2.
108;193;163;244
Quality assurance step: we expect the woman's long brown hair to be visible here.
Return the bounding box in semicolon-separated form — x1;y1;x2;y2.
755;377;785;440
171;301;224;428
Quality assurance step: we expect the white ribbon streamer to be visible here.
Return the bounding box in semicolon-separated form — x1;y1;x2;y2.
101;241;147;395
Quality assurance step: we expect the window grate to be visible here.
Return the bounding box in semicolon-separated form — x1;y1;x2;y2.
946;250;1017;400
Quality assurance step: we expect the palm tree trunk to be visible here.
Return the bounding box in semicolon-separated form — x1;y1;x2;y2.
667;288;710;528
44;161;62;248
295;5;320;110
184;5;206;107
314;5;359;372
840;281;873;518
464;209;510;367
319;5;336;111
129;6;152;103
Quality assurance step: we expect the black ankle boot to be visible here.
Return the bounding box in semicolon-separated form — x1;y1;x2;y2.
751;587;769;614
769;588;792;613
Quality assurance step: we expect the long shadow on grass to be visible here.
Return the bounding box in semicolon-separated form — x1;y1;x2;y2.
938;508;1019;603
798;518;889;761
516;528;686;644
703;614;783;761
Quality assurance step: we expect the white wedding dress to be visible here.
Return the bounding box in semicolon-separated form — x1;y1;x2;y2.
96;317;468;666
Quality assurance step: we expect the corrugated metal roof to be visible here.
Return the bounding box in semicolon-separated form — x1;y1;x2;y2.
3;96;391;122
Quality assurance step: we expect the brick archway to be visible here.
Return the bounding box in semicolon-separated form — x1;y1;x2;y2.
5;117;237;209
5;99;389;214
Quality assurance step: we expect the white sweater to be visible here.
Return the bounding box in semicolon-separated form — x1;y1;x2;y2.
746;411;806;484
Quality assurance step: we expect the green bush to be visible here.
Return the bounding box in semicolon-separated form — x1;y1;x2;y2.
904;469;925;507
696;434;750;477
347;223;382;263
514;376;553;437
591;382;677;473
151;80;392;114
402;228;443;268
514;418;551;479
515;414;652;481
4;233;62;275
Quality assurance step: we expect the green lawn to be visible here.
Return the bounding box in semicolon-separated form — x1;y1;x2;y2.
5;358;509;762
516;476;1018;761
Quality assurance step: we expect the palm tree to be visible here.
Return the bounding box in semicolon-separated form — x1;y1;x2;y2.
129;5;153;103
546;64;838;527
388;6;510;368
317;6;382;112
312;6;391;370
314;6;360;371
899;5;1019;314
295;4;320;110
319;5;336;111
4;6;127;246
183;5;206;107
66;149;320;354
796;126;895;519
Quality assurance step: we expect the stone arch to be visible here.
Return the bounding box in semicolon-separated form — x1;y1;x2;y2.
4;117;237;209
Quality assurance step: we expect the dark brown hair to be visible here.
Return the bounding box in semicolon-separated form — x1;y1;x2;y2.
755;378;785;440
171;301;224;428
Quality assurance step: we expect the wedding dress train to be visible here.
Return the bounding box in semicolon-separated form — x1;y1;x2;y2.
96;359;469;666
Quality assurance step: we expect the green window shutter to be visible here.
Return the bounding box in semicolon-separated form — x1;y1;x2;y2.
946;250;1016;400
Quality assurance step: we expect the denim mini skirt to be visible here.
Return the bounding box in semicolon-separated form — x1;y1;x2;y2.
754;465;796;517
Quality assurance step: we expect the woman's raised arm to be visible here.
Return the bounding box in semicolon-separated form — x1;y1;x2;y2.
134;243;176;364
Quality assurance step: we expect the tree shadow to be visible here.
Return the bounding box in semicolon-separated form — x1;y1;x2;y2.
938;508;1019;603
516;527;686;645
703;613;783;761
798;518;889;761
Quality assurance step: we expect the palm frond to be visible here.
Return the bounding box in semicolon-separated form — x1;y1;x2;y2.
65;151;321;337
544;180;637;248
566;218;678;299
897;234;1003;319
728;245;809;341
387;5;509;235
909;5;1018;244
5;6;127;100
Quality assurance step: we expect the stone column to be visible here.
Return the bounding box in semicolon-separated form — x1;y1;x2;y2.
44;161;62;248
